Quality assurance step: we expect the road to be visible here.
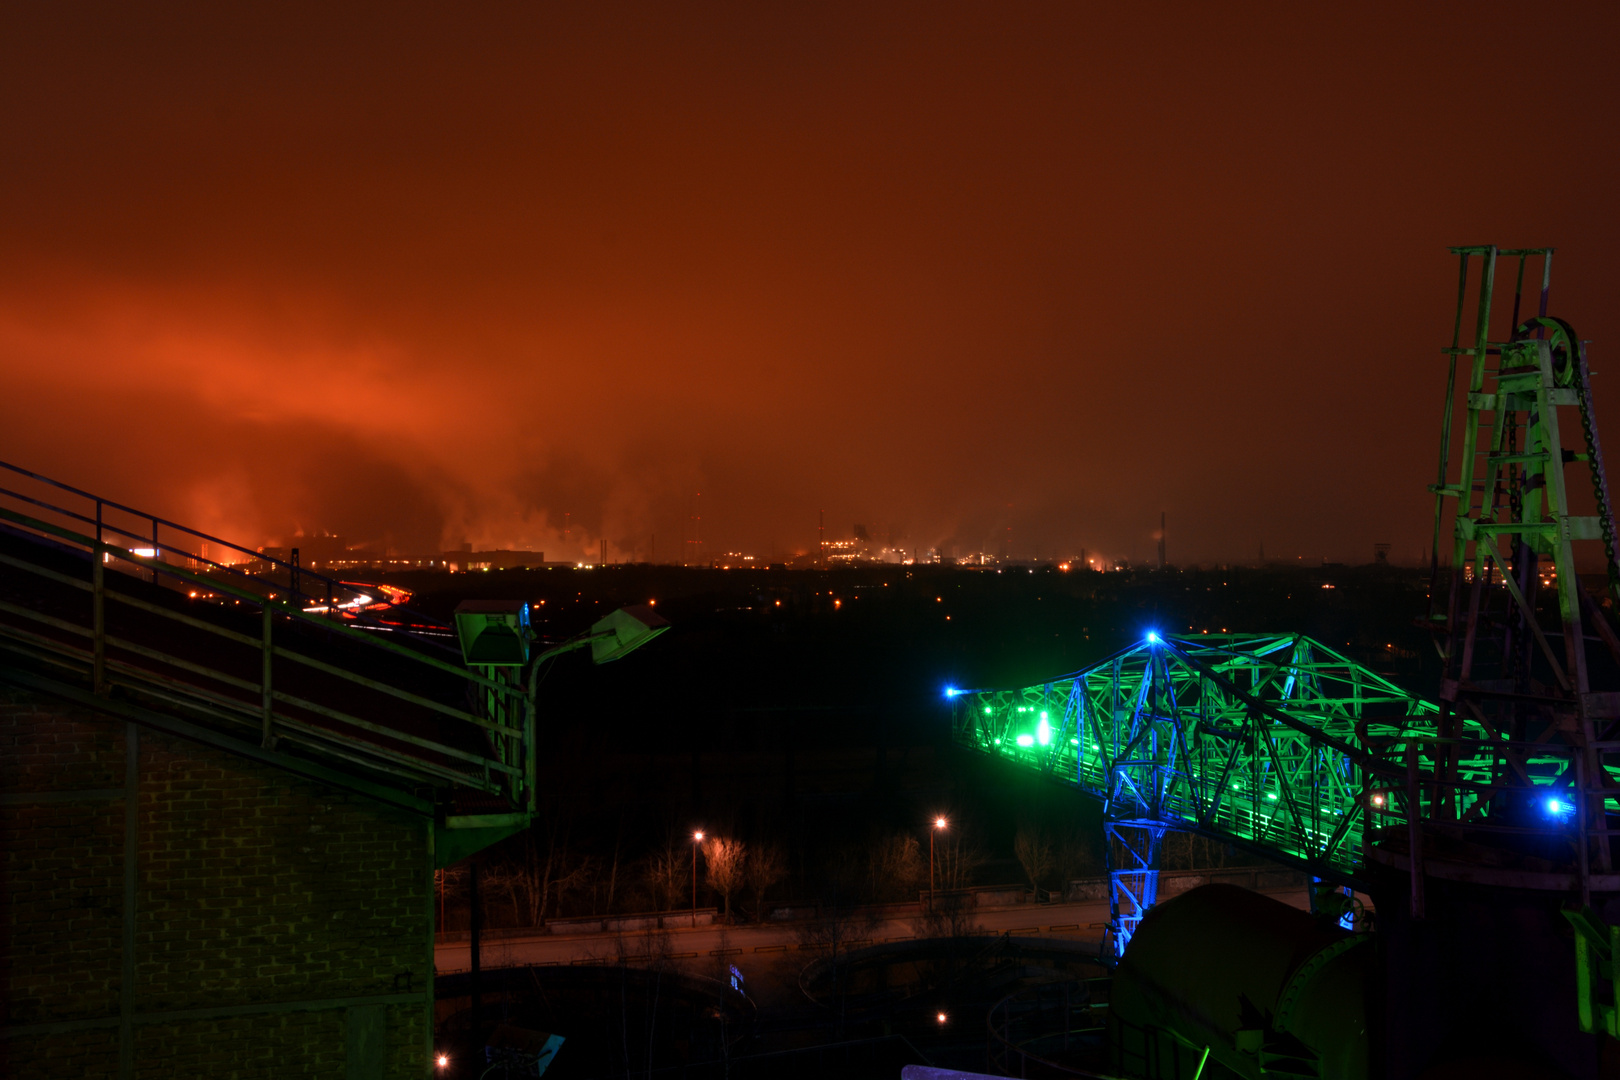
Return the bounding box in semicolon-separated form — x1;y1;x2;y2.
435;885;1312;974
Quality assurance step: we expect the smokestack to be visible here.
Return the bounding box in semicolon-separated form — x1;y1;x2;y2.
1158;511;1166;571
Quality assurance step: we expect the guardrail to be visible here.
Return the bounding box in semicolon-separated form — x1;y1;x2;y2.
986;977;1115;1080
0;489;532;806
0;457;454;647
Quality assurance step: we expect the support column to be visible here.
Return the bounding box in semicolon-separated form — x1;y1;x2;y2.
119;723;138;1080
469;860;482;1033
1106;820;1165;958
425;823;436;1078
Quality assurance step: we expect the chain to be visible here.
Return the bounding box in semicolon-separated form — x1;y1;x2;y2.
1573;342;1620;603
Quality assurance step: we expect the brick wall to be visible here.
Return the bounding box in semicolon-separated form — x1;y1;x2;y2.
0;682;435;1079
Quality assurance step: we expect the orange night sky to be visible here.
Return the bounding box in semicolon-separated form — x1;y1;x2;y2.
3;4;1619;565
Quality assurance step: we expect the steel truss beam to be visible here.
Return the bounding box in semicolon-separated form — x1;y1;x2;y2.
954;633;1446;953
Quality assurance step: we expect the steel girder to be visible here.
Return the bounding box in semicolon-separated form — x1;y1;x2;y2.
951;633;1444;951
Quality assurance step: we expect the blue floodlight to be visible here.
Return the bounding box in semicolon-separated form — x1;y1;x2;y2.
1145;631;1159;644
1547;797;1572;818
944;686;960;699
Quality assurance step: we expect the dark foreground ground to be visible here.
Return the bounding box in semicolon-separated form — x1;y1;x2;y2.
370;561;1433;1076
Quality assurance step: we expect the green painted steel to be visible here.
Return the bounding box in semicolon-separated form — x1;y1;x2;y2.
953;631;1618;889
953;633;1445;885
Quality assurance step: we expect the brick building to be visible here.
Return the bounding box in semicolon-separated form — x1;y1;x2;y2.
2;682;440;1079
0;479;540;1078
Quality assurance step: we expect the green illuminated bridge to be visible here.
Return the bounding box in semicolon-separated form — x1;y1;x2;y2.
948;632;1599;949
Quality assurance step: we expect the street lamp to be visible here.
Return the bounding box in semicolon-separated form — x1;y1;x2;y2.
692;831;705;923
930;816;947;911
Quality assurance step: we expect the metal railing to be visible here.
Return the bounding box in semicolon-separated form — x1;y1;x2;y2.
0;465;533;807
987;977;1117;1079
0;457;456;647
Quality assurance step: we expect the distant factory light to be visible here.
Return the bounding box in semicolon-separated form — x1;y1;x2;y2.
1015;733;1035;747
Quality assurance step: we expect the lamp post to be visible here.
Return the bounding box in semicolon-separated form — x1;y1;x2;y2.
930;816;947;911
692;830;705;924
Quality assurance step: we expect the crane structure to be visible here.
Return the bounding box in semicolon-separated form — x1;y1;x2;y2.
1427;246;1620;892
954;246;1620;967
952;633;1442;951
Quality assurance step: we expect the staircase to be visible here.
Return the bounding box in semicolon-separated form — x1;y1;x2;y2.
0;459;535;865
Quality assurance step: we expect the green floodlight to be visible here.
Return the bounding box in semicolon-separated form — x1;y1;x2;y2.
585;604;669;664
453;599;530;666
523;603;669;687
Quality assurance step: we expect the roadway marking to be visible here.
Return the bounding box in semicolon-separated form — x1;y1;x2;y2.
885;935;914;942
709;948;742;957
1007;927;1039;936
753;945;787;953
1088;922;1109;929
1047;924;1080;932
670;952;698;959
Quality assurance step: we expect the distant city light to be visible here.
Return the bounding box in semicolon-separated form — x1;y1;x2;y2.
936;1011;948;1024
436;1054;449;1068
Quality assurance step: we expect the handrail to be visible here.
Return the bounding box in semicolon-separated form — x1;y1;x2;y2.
0;499;533;805
1;505;509;692
0;458;459;653
986;978;1120;1080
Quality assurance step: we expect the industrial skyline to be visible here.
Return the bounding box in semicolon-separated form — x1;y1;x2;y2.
3;5;1619;567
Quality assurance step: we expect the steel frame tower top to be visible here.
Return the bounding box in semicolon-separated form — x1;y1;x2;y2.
1427;245;1620;887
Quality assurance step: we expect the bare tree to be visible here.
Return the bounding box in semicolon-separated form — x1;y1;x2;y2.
434;863;468;930
1057;828;1103;880
642;843;687;912
487;831;593;927
745;842;788;920
868;833;924;903
703;837;747;921
933;832;987;892
1013;824;1056;892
